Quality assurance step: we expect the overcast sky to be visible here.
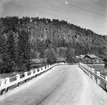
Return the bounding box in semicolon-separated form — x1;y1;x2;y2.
0;0;107;35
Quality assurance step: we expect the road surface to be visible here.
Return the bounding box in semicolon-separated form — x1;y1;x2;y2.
0;65;107;105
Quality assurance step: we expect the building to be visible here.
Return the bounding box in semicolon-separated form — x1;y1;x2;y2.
31;58;47;68
56;57;66;63
83;54;100;64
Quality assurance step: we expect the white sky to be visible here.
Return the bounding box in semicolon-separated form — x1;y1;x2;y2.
0;0;107;35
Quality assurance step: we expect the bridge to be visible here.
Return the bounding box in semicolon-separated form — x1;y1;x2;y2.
0;63;107;105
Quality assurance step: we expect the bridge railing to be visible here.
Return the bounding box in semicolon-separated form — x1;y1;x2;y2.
0;65;51;95
0;62;65;96
79;63;107;91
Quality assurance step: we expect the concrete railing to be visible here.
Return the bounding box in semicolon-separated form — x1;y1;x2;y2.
0;62;65;96
79;63;107;91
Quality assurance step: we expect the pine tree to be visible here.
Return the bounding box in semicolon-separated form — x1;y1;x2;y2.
2;31;16;73
18;30;31;71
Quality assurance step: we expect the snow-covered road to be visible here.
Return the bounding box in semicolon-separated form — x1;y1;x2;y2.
0;65;107;105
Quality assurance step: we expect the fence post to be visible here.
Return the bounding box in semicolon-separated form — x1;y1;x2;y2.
97;71;100;76
5;77;10;84
96;71;100;85
92;74;96;82
105;76;107;90
88;67;91;71
24;72;28;78
16;74;20;81
31;70;34;76
1;79;6;87
35;68;37;72
91;68;95;73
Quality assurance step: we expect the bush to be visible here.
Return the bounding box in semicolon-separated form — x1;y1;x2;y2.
44;48;57;64
66;47;76;63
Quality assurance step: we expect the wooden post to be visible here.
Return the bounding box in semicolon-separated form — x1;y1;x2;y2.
35;68;37;72
97;72;100;85
97;71;100;76
105;76;107;90
92;74;96;82
16;74;20;81
5;77;10;84
89;67;91;71
91;68;95;73
1;79;6;87
24;72;28;77
88;72;91;77
31;70;34;76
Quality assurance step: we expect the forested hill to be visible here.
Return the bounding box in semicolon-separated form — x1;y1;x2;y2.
0;16;107;73
1;17;107;55
28;17;107;55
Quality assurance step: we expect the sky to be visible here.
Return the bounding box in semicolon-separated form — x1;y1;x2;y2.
0;0;107;35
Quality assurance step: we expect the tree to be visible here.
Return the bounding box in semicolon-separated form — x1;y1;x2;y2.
57;47;67;58
66;47;76;63
1;31;16;73
7;31;16;61
0;16;107;73
44;48;57;64
17;30;31;71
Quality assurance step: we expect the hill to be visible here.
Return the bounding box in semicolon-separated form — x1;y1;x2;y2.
0;16;107;73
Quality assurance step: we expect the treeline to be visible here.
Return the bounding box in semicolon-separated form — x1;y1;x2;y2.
0;31;30;73
0;16;107;73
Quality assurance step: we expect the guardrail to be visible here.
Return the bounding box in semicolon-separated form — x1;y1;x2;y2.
0;62;65;96
79;63;107;91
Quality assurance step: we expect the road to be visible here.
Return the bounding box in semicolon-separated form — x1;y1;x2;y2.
0;65;107;105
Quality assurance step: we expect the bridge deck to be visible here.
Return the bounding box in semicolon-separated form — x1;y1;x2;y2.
0;65;107;105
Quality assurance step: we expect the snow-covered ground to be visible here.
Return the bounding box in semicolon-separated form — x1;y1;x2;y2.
0;65;107;105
